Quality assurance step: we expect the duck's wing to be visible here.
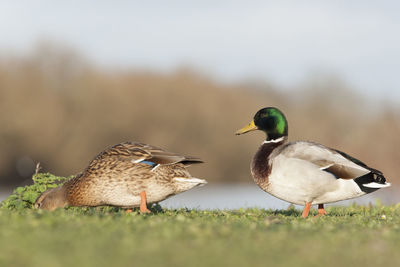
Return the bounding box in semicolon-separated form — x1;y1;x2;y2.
93;142;203;166
279;141;388;187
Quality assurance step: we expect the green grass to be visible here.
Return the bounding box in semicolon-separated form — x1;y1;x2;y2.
1;174;400;267
1;206;400;267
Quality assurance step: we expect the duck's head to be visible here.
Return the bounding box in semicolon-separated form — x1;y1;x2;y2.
34;186;68;211
235;107;288;141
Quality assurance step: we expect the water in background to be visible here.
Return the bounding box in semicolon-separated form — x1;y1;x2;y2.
160;184;400;210
1;183;398;210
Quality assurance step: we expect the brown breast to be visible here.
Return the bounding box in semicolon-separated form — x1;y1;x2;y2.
251;139;285;186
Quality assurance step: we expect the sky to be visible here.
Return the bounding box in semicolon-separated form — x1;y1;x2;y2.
0;1;399;101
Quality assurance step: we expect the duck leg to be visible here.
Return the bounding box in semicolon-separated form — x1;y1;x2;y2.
316;204;328;217
302;202;312;218
140;191;151;214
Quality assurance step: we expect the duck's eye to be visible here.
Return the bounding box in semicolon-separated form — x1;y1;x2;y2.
265;117;276;128
35;202;41;209
259;116;276;130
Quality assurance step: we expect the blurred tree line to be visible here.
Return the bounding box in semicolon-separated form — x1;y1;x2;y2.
1;44;399;187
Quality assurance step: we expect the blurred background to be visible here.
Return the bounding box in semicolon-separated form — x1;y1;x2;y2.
0;1;399;208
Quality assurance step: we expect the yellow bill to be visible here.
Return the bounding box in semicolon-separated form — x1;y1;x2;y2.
235;120;258;135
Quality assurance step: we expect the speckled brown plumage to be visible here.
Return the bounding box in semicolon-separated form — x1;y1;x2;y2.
35;142;206;211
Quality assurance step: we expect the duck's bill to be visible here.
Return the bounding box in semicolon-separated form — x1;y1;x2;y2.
235;120;258;135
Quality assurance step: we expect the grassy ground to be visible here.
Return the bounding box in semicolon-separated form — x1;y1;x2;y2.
1;174;399;267
0;205;400;267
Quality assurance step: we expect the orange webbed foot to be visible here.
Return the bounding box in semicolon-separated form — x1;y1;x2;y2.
139;191;151;214
140;207;151;214
302;202;312;218
314;204;328;217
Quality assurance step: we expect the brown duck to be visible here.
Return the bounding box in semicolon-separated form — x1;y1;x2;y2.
35;142;206;212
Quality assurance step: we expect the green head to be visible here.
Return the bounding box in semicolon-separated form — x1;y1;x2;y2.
235;107;288;140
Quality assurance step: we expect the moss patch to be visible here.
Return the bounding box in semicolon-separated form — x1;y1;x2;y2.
1;173;71;210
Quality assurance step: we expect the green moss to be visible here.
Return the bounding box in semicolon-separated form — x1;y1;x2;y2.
0;173;71;210
0;172;158;213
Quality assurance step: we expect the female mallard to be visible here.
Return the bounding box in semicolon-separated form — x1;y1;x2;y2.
236;107;390;218
35;142;206;212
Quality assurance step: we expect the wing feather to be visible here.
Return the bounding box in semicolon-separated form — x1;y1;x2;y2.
90;142;203;167
279;141;370;180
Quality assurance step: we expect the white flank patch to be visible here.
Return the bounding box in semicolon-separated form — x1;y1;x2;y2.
363;182;391;188
263;136;285;144
132;158;146;163
173;177;207;184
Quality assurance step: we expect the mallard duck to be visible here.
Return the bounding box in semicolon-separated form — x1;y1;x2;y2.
236;107;390;218
35;142;206;212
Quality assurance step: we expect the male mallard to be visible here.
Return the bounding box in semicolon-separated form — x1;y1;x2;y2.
236;107;390;218
35;142;206;212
